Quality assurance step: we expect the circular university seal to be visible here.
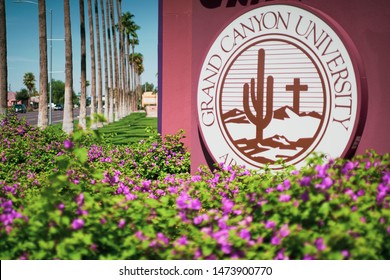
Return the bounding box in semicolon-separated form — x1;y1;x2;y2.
197;3;367;170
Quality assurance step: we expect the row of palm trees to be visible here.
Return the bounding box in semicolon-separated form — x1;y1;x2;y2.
0;0;144;134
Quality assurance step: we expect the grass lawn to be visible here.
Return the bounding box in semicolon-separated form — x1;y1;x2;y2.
50;112;157;145
96;112;158;145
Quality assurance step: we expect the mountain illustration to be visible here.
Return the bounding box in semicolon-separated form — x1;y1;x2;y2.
274;106;322;120
263;106;322;142
223;105;324;162
222;109;250;123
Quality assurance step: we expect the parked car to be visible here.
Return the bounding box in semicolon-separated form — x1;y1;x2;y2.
53;104;63;111
13;104;27;113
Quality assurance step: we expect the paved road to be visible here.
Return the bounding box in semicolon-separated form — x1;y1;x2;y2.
16;108;90;126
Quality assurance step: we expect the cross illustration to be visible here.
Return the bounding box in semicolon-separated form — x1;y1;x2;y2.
285;78;308;114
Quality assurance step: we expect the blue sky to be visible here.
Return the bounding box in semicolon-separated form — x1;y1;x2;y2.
5;0;158;94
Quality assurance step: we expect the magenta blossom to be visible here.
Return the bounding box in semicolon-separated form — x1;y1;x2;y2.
221;197;234;214
279;194;291;202
63;139;74;149
300;176;311;187
157;232;169;245
303;254;316;260
274;248;289;260
176;236;188;246
265;220;276;229
239;229;251;241
71;218;84;230
271;235;281;245
190;198;202;210
118;219;126;229
135;231;146;241
341;250;350;259
314;237;326;251
279;224;290;238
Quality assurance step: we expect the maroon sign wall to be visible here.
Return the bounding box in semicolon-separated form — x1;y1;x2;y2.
159;0;390;172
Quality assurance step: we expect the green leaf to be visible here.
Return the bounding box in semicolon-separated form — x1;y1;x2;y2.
74;147;88;164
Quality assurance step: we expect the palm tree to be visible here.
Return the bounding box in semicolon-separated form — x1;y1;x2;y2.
37;0;48;128
79;0;87;130
100;0;109;121
23;72;36;110
105;0;114;123
121;12;139;112
87;0;97;128
135;54;144;110
116;0;125;119
94;0;103;125
131;52;143;110
23;72;36;97
62;0;74;135
0;0;7;115
109;0;119;121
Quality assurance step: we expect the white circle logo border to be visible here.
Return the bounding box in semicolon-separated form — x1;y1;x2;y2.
197;3;366;170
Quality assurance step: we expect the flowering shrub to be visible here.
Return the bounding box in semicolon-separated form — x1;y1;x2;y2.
0;113;67;183
88;128;190;180
0;113;389;260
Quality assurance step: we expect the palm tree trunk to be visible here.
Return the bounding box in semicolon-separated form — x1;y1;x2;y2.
100;0;109;122
94;0;103;126
87;0;97;128
62;0;74;135
0;0;8;115
132;43;136;111
110;0;119;121
126;38;131;113
116;0;125;119
79;0;87;130
106;0;114;123
37;0;48;128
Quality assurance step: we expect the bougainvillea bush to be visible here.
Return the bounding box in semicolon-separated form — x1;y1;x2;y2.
0;113;389;260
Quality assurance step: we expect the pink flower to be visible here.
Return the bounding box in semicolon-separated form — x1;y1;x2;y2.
63;139;74;149
239;229;251;241
279;224;290;238
314;237;326;251
177;236;188;246
279;194;291;202
271;235;281;245
135;231;146;240
300;176;311;186
118;219;126;228
303;254;316;260
71;218;84;230
190;198;202;210
265;220;276;229
274;248;289;260
193;215;203;225
341;250;350;259
221;197;234;214
157;232;169;245
283;179;291;190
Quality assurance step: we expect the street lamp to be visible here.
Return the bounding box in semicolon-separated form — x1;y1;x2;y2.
13;0;59;125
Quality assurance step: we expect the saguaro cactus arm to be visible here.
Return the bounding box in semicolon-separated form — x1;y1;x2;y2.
264;75;274;125
243;81;258;124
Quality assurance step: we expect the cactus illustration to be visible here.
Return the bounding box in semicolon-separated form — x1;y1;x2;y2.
243;48;274;144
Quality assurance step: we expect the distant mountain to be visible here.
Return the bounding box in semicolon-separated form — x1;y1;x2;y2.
274;106;322;120
222;109;250;123
264;106;321;142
